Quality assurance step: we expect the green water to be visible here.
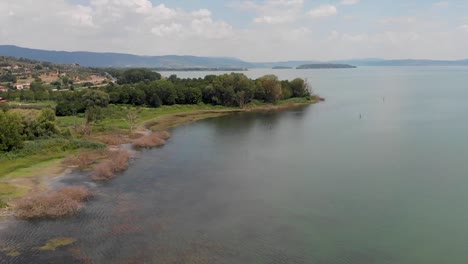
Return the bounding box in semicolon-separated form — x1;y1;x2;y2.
2;67;468;263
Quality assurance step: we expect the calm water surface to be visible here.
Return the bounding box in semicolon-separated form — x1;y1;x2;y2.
2;67;468;263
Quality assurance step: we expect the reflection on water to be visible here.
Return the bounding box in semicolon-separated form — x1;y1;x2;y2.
3;67;468;263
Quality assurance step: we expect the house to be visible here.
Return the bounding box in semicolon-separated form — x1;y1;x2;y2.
0;85;8;92
13;83;30;90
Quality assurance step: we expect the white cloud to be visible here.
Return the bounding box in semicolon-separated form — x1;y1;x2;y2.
151;23;182;36
254;15;294;24
0;0;467;61
433;1;449;8
340;0;359;5
309;5;337;18
234;0;304;25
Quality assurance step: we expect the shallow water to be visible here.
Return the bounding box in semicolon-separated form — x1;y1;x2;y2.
2;67;468;263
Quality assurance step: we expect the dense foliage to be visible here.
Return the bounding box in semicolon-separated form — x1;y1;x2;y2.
41;72;310;118
0;70;312;153
0;108;60;152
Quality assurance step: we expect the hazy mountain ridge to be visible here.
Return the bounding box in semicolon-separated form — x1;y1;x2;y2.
0;45;467;68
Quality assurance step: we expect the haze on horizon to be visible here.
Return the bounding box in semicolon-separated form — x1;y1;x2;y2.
1;0;467;62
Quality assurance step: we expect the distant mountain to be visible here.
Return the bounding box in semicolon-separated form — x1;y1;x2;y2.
331;59;468;66
0;45;467;68
297;63;356;69
0;45;254;69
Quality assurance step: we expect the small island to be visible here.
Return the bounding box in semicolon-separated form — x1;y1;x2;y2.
152;67;247;71
296;63;357;69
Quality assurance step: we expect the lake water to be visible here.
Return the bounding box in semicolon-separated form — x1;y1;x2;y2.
2;67;468;263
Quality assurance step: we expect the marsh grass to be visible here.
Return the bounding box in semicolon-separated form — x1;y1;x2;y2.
15;186;92;220
91;149;130;181
132;131;171;149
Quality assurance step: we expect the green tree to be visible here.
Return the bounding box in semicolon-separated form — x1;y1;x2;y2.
20;90;35;101
290;78;308;97
257;75;282;103
83;90;110;108
117;69;162;84
0;111;24;151
23;108;60;139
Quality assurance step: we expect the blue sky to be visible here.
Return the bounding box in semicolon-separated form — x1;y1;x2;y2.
1;0;467;61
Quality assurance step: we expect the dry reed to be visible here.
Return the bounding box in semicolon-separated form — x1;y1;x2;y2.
132;131;171;149
15;186;92;220
91;149;130;181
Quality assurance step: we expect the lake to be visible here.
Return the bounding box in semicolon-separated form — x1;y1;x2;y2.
2;67;468;263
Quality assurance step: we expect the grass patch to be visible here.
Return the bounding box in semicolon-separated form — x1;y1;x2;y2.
15;186;92;220
0;154;65;179
0;139;105;178
63;149;109;170
8;101;56;110
35;237;77;251
0;182;26;198
0;199;8;208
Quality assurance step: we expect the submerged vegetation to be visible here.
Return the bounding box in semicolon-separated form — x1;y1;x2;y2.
34;237;77;251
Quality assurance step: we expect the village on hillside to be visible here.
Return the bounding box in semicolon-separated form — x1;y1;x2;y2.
0;56;112;103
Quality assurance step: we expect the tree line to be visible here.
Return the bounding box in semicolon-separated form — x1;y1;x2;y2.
50;70;311;116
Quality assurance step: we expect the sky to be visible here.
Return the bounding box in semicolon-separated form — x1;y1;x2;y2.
1;0;468;61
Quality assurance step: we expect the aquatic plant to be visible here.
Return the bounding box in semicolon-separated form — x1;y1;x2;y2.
35;237;77;251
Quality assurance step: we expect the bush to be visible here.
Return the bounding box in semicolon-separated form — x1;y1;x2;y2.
15;186;92;220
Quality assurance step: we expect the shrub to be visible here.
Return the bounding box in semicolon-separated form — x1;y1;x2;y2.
15;186;92;220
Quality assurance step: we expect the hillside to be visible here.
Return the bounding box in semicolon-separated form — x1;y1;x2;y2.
0;45;254;69
0;56;110;90
0;45;467;69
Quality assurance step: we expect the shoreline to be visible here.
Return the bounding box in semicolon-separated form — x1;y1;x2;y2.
0;98;319;219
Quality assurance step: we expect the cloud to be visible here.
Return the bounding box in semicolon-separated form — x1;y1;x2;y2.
232;0;304;25
433;1;449;8
340;0;359;5
0;0;467;61
253;15;294;24
309;5;337;18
